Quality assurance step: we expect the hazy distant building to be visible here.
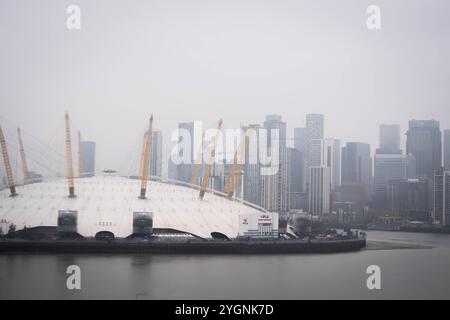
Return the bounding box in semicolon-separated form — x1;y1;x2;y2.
341;142;372;201
433;170;450;226
306;114;324;142
80;141;95;176
309;138;340;190
332;183;366;217
309;139;322;168
377;124;401;154
168;156;177;181
288;147;303;193
308;166;331;216
406;120;441;212
292;127;308;205
444;129;450;171
288;147;304;209
175;122;195;184
242;124;263;207
387;178;429;222
261;115;289;213
304;114;324;191
406;120;442;178
151;130;162;177
320;138;341;190
294;127;308;154
374;154;416;211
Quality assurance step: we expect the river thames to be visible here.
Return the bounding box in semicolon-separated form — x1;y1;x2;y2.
1;231;450;299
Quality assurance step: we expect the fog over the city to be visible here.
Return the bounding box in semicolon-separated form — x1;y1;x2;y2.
1;0;449;176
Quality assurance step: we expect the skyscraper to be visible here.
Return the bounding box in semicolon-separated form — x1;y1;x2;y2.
306;114;324;141
80;141;95;176
320;138;341;190
433;170;450;226
288;147;304;209
151;130;163;177
288;148;303;193
374;153;416;211
261;115;289;213
406;120;442;178
304;114;324;191
378;124;401;154
309;139;322;168
308;166;331;216
341;142;372;201
406;120;442;212
387;179;429;222
175;122;195;184
242;124;263;207
444;129;450;171
293;127;307;154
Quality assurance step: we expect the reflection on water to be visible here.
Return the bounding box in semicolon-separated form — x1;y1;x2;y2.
1;231;450;299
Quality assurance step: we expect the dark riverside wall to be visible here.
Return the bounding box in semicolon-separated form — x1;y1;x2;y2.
0;238;366;254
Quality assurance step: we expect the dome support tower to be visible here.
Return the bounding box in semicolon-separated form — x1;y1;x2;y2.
65;113;76;198
139;115;153;199
17;127;29;185
0;125;18;196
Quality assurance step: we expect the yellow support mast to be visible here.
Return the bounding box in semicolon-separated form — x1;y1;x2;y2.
139;115;153;199
0;125;17;196
199;119;223;200
65;112;76;198
17;127;29;185
138;131;147;179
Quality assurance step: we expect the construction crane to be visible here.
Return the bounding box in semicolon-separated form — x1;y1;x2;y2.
65;112;76;198
17;127;29;185
224;131;249;199
0;124;17;196
139;115;153;199
78;130;84;177
199;119;223;200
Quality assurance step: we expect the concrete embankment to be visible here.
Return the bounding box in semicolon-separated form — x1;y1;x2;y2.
0;238;366;254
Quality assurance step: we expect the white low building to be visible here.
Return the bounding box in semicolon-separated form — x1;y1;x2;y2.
238;212;279;239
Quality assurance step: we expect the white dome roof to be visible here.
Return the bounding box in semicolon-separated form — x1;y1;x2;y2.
0;175;265;238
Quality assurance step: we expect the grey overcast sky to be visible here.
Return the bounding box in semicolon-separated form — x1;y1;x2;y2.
0;0;449;176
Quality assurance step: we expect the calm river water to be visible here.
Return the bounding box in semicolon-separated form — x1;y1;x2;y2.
1;231;450;299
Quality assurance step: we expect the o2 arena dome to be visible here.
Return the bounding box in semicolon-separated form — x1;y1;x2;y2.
0;174;266;239
0;114;268;240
